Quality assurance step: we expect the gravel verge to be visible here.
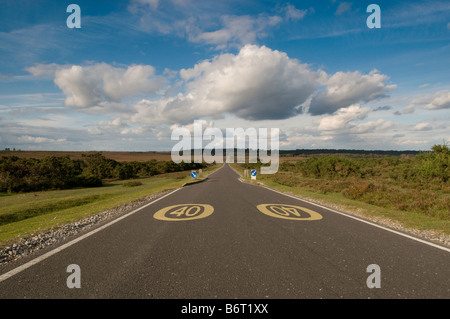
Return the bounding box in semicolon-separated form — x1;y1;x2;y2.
0;189;174;266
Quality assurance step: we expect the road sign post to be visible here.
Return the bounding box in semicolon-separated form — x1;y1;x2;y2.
251;169;257;180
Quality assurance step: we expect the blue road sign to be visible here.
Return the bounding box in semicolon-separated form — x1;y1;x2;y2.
251;169;257;176
191;171;197;179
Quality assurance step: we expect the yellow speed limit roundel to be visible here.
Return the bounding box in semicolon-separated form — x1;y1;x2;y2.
153;204;214;221
256;204;323;221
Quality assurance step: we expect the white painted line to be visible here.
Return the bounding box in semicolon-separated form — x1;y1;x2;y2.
0;188;182;283
235;171;450;253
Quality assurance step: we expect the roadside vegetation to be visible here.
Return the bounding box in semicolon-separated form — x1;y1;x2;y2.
0;152;205;193
234;143;450;235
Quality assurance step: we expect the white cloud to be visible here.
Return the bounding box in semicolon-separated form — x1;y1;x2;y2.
405;90;450;112
191;14;283;49
309;70;397;115
18;135;66;144
282;4;310;21
318;104;370;131
128;1;306;50
132;45;325;125
26;63;64;77
402;104;416;114
27;63;167;109
335;2;352;15
414;122;432;131
350;119;393;134
425;90;450;110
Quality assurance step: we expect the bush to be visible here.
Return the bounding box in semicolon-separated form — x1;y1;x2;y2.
418;142;449;183
122;181;143;187
342;181;375;200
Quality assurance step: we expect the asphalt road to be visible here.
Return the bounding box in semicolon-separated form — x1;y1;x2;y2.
0;164;449;299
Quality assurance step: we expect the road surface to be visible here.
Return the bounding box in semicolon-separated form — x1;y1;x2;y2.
0;164;449;299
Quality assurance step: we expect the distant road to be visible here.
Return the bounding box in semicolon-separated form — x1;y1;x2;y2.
0;164;449;298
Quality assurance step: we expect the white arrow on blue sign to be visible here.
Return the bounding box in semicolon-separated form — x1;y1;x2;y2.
191;171;197;178
251;169;257;176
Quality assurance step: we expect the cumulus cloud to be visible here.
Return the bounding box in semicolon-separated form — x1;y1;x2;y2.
318;104;370;131
402;104;416;114
132;45;325;124
425;90;450;110
414;122;432;131
404;90;450;113
309;70;397;115
351;119;393;134
26;45;399;131
27;63;167;108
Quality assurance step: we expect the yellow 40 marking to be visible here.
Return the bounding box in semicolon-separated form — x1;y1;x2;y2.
257;204;323;221
153;204;214;221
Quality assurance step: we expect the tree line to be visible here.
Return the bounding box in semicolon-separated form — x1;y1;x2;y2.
0;152;206;193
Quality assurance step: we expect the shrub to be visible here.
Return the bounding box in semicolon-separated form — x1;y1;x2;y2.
122;181;143;187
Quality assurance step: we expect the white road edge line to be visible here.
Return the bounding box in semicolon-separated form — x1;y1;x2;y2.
234;168;450;253
0;187;182;283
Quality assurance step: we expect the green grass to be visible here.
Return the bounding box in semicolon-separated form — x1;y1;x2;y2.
0;164;220;247
231;163;450;236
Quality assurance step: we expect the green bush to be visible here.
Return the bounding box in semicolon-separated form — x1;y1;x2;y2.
122;181;143;187
418;143;449;183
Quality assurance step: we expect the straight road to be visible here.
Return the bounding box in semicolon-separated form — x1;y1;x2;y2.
0;164;449;298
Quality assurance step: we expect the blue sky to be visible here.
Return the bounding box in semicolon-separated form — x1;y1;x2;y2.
0;0;449;151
